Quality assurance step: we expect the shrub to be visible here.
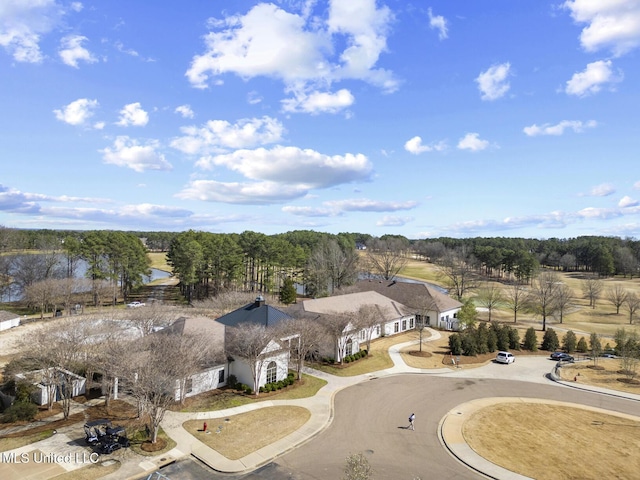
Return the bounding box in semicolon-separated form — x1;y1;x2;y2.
1;401;38;423
563;330;577;353
244;386;253;395
577;337;588;353
523;327;538;351
259;386;265;393
287;372;295;380
344;356;351;363
541;328;560;351
362;349;368;356
508;328;521;350
277;380;285;389
227;375;238;389
449;333;463;356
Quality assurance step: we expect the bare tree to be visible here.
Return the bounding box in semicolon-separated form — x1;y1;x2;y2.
589;332;602;368
624;292;640;324
322;312;357;364
275;314;326;380
192;291;257;317
581;276;603;309
476;284;504;322
125;303;175;336
504;282;527;323
436;247;478;300
403;294;437;352
225;323;278;395
365;237;409;281
529;271;562;331
606;285;628;314
124;334;184;443
22;318;91;418
356;304;388;353
614;329;639;382
307;239;359;297
23;278;56;319
552;284;575;324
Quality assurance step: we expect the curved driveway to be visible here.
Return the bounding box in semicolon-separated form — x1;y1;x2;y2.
274;374;638;479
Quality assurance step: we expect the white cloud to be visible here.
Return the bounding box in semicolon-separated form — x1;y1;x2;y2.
376;215;414;227
171;116;284;155
93;121;105;130
563;0;640;56
325;198;417;212
100;136;172;173
199;146;372;188
428;8;448;40
619;195;639;208
70;2;83;12
282;89;355;114
523;119;597;136
588;183;616;197
174;104;194;119
116;102;149;127
53;98;99;126
634;181;640;190
0;0;65;63
186;0;397;95
565;60;623;97
282;205;338;217
404;136;447;154
177;180;309;205
247;91;263;105
58;34;96;68
457;133;489;151
475;62;511;101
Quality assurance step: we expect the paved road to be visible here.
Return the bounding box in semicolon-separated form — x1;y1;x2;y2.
160;371;639;480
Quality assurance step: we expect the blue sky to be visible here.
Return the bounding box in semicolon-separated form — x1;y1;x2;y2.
1;0;640;240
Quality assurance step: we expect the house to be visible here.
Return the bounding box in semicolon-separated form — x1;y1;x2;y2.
16;368;86;406
346;279;463;330
295;290;415;362
215;295;293;391
0;310;20;331
162;316;228;401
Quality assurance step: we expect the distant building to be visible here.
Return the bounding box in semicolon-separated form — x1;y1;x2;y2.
0;310;20;331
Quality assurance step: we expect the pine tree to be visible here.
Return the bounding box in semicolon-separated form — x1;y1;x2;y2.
279;277;297;305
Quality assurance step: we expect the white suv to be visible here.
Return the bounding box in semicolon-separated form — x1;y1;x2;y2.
496;351;515;364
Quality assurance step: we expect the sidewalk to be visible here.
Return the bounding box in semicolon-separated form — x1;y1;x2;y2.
5;329;640;480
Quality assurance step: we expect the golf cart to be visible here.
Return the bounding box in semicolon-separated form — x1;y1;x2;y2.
83;419;130;454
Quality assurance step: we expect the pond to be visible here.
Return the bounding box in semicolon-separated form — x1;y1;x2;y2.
0;254;171;302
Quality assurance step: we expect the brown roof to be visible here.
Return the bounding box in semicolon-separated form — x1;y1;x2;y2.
0;310;19;322
165;316;226;346
301;291;408;321
346;279;462;313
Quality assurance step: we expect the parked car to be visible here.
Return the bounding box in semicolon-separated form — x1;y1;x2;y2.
600;353;617;358
127;301;145;308
550;351;574;362
495;351;515;364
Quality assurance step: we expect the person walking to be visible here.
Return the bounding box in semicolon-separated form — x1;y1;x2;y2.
408;413;415;430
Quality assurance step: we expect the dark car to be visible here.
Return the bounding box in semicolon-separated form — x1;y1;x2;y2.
550;351;574;362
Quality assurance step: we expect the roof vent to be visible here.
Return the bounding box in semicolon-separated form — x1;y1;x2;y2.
255;295;265;307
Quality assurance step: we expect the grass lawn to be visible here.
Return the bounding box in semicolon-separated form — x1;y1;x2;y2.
147;252;171;272
175;373;327;412
308;330;425;376
183;406;310;460
0;429;55;452
559;359;640;394
464;402;640;480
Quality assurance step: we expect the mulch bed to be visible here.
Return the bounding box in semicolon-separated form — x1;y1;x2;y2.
409;351;432;358
141;438;167;452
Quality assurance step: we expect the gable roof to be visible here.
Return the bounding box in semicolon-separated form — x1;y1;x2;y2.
0;310;19;322
346;279;462;313
301;291;409;321
164;316;225;345
215;298;293;328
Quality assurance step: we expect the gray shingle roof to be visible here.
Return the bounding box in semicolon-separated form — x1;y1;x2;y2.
347;279;462;313
301;291;408;321
215;301;293;328
0;310;19;322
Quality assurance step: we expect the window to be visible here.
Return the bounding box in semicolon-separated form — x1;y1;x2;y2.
453;312;458;318
218;369;225;384
376;325;381;336
394;322;399;333
345;339;353;356
402;319;407;330
409;318;414;329
360;330;365;340
266;361;277;384
185;378;193;394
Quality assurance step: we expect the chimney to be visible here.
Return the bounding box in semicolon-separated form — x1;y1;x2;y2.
254;295;265;307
